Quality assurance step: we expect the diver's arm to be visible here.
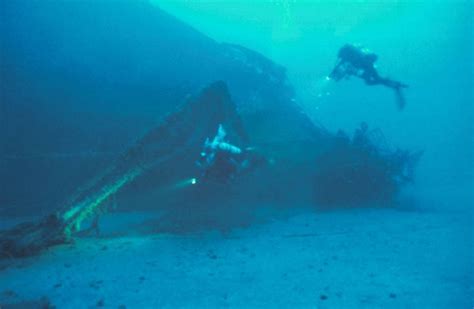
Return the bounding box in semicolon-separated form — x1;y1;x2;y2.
329;59;346;80
329;62;340;79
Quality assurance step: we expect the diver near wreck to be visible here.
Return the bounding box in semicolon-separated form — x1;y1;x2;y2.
329;44;408;109
196;124;265;183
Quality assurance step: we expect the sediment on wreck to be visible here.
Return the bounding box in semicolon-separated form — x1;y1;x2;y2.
0;81;247;258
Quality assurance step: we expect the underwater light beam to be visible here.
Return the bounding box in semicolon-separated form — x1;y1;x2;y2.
172;177;198;189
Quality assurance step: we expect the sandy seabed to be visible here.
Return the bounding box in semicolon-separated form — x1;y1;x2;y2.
0;204;472;308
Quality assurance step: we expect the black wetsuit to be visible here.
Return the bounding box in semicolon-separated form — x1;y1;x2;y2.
330;44;408;109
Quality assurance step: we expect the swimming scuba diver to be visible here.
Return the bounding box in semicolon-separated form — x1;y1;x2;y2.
329;44;409;109
196;124;266;184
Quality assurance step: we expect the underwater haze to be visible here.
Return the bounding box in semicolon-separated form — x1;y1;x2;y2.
159;0;473;190
0;0;473;308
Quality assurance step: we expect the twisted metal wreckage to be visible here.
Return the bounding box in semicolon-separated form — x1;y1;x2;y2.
0;81;421;258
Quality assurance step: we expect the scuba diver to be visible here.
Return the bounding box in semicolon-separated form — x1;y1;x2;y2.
196;124;266;184
329;44;409;109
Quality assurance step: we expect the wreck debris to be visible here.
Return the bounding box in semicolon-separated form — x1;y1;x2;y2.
313;123;422;206
0;81;246;257
0;82;421;258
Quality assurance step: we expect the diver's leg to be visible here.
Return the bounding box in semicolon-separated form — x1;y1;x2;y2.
380;77;408;90
364;77;380;85
394;87;406;110
379;77;399;89
380;78;408;109
361;67;382;85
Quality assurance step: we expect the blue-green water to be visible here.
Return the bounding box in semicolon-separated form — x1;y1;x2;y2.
159;0;473;187
0;1;472;307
